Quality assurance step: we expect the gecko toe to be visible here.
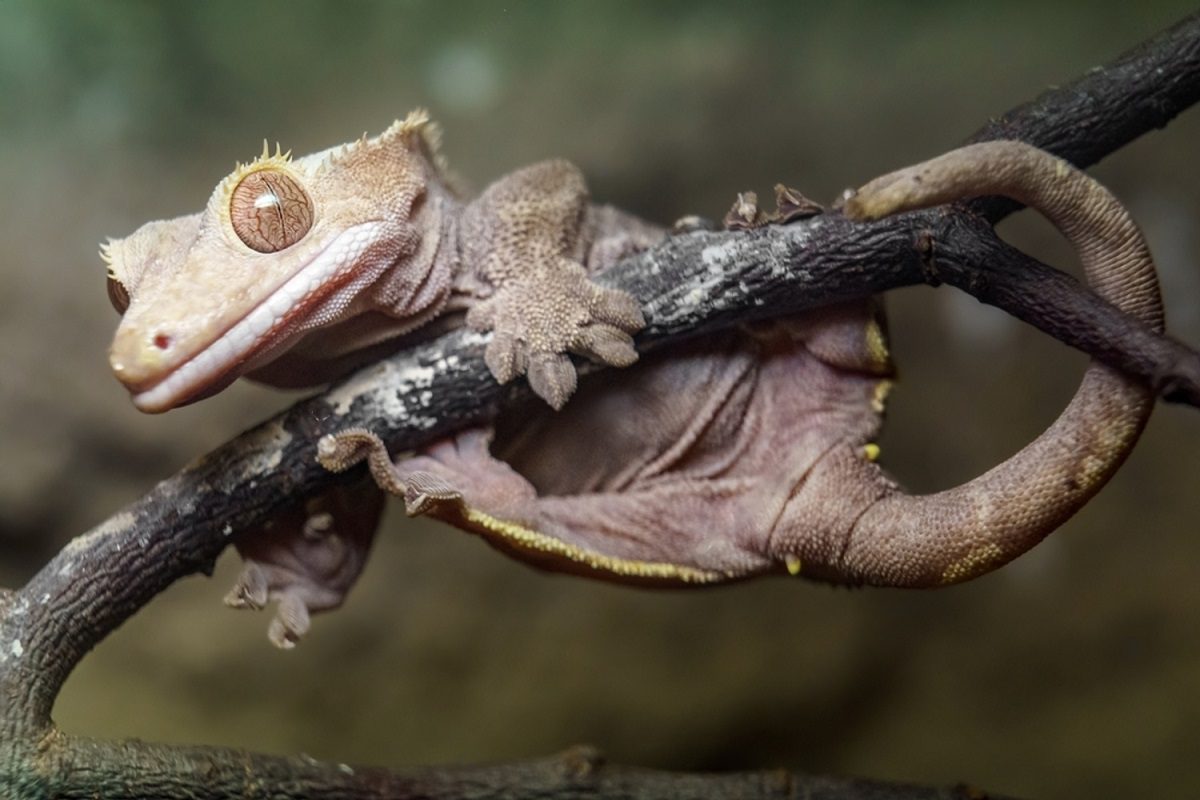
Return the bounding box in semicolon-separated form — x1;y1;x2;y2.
267;594;311;650
471;257;642;405
575;324;638;367
590;287;645;331
527;352;577;410
465;300;497;331
224;562;269;610
484;330;526;384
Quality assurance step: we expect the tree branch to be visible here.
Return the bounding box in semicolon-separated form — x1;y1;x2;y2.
5;738;1015;800
4;11;1200;800
966;9;1200;221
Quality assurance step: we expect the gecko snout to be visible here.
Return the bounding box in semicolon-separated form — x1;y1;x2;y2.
108;323;181;391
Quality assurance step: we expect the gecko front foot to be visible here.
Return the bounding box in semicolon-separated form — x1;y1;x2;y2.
466;262;644;409
458;159;647;409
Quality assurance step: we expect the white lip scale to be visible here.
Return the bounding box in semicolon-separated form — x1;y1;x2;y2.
134;222;381;412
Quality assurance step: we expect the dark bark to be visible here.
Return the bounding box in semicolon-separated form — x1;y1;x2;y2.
4;738;1014;800
966;10;1200;222
4;10;1200;800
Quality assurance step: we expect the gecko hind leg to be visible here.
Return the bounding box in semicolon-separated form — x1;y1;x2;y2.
224;477;383;648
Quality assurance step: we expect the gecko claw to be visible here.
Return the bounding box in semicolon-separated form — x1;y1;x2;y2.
224;562;270;610
267;593;311;650
316;431;373;472
724;191;766;230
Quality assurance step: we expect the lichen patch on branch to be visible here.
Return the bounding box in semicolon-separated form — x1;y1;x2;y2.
229;420;293;481
61;510;138;559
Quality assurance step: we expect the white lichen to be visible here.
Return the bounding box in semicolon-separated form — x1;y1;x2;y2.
700;240;739;270
62;511;137;558
8;597;29;618
233;420;293;480
327;331;485;421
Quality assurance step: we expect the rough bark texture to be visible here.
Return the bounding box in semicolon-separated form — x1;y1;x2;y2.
4;738;1016;800
3;11;1200;800
966;10;1200;221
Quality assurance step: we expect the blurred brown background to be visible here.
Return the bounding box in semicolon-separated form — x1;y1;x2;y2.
2;2;1199;797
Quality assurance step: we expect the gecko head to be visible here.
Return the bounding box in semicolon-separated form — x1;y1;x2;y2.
104;111;443;413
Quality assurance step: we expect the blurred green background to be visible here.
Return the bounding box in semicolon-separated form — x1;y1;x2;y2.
2;2;1199;798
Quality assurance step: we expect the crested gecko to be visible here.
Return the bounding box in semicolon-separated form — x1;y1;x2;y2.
103;124;1161;647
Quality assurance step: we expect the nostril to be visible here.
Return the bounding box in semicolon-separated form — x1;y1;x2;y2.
153;333;172;350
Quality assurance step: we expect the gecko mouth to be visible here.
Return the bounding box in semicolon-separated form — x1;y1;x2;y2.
126;222;384;413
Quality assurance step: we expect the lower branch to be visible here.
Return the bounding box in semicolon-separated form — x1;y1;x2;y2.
4;736;1017;800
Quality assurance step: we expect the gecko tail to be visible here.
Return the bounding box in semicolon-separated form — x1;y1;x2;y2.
839;141;1163;587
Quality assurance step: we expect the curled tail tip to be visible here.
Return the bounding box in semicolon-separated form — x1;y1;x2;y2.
845;141;1077;224
842;174;919;221
840;190;876;221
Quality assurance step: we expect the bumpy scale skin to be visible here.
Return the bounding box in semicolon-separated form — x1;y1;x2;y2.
103;111;658;644
319;141;1162;595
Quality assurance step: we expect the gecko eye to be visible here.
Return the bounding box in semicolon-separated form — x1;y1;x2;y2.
229;170;314;253
106;274;130;314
